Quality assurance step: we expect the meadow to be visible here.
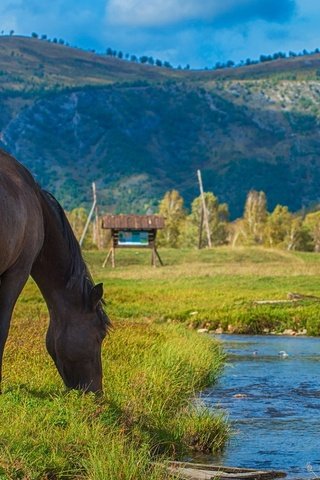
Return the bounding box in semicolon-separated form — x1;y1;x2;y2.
1;246;320;479
0;250;228;480
88;247;320;336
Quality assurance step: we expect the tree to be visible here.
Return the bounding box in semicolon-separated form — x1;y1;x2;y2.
260;54;272;63
67;207;88;241
31;32;38;38
66;207;99;249
303;211;320;251
183;192;229;248
243;190;267;244
285;216;313;251
266;205;292;247
157;190;186;247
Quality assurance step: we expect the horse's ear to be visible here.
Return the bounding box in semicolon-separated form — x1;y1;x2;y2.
90;283;104;308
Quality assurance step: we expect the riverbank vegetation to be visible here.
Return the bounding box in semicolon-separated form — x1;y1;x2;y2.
0;270;227;479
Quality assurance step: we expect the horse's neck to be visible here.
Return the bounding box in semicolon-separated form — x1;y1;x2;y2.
31;192;81;308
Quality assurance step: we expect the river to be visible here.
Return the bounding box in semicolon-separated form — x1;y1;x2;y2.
203;335;320;478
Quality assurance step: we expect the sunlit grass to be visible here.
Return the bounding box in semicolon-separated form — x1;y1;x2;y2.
1;278;227;478
2;245;319;478
83;247;320;335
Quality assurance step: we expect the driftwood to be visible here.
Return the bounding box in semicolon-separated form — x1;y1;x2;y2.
253;292;320;305
164;461;286;480
253;300;296;305
287;292;320;300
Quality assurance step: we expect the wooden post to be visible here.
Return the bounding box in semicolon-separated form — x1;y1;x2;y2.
92;183;102;249
151;247;156;267
102;247;113;268
154;247;164;266
198;205;204;249
197;170;212;248
111;246;115;268
79;182;97;247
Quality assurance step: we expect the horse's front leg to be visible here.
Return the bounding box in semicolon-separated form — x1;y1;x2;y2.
0;265;31;393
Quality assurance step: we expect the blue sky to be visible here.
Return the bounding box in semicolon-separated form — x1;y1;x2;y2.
1;0;320;68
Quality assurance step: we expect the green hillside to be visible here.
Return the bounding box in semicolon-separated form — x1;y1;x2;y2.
1;35;320;217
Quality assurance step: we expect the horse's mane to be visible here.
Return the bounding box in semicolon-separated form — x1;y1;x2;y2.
39;189;109;328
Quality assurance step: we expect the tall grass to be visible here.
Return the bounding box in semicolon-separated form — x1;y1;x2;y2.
1;298;227;479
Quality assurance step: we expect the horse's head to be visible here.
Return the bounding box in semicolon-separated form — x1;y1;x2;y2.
46;283;110;393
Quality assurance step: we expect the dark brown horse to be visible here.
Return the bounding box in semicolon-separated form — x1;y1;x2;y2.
0;149;110;393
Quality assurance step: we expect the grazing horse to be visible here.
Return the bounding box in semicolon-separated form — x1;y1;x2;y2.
0;149;110;393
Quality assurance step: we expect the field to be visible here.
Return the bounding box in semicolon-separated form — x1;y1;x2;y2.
2;246;320;479
0;250;229;480
87;247;320;336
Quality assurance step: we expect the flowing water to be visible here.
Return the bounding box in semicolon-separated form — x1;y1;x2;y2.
203;335;320;478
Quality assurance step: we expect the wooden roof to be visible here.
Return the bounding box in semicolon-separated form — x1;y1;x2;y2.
102;214;165;230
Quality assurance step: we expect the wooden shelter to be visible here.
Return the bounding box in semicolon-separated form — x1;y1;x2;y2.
101;214;165;267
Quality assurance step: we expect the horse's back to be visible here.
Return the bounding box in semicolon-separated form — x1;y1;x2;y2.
0;150;44;273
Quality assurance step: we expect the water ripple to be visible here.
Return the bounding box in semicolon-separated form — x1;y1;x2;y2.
205;335;320;478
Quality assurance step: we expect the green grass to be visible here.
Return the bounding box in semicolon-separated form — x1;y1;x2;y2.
3;245;320;479
84;246;320;335
1;276;227;479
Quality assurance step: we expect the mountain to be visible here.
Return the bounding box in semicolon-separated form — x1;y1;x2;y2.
1;35;320;218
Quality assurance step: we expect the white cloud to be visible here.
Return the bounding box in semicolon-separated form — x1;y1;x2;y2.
105;0;252;27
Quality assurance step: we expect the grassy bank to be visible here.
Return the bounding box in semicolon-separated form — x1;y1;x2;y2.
85;247;320;336
3;245;318;478
1;291;227;479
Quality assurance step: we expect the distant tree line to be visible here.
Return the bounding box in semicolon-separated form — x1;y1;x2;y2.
104;47;190;70
7;30;187;70
156;189;320;252
3;30;318;72
214;47;320;71
65;188;320;252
